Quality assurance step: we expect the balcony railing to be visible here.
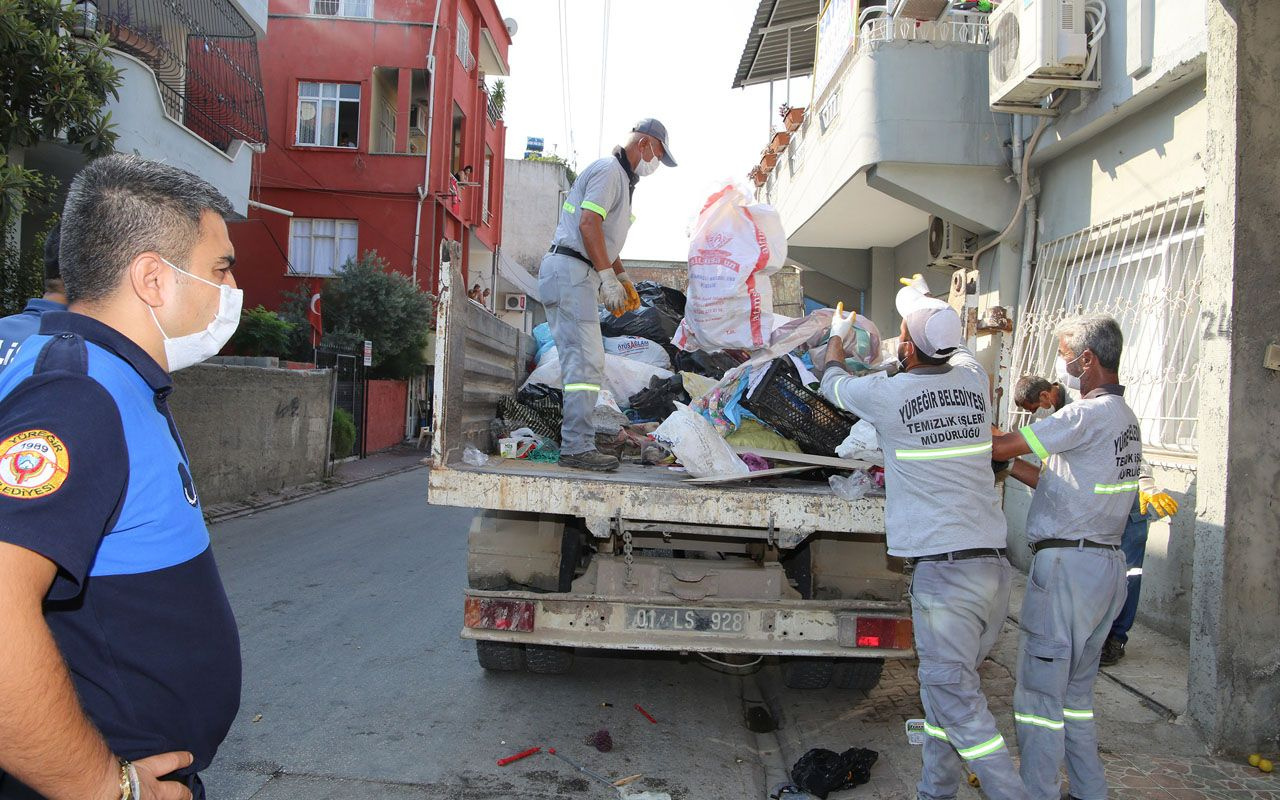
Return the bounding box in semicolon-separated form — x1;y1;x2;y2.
764;11;990;196
84;0;268;151
486;93;501;126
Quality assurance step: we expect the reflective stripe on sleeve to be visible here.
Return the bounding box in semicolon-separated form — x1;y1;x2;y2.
581;200;608;219
1020;425;1049;460
563;383;600;392
894;442;992;461
562;201;576;214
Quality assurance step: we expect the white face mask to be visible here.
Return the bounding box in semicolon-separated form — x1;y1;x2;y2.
1055;353;1084;391
1033;407;1053;421
149;257;243;372
636;141;661;177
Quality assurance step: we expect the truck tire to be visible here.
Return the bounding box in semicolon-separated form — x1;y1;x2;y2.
835;658;885;691
475;641;525;672
525;645;574;675
782;658;835;689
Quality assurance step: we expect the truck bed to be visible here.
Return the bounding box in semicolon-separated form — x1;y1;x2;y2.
429;457;886;542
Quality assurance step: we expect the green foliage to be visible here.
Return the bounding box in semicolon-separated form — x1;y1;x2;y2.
229;305;296;359
0;0;122;311
0;214;55;315
280;252;435;379
490;79;506;116
330;407;356;459
526;153;577;185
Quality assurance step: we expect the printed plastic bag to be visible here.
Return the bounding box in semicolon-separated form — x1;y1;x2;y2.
603;336;672;369
653;403;750;478
674;185;788;352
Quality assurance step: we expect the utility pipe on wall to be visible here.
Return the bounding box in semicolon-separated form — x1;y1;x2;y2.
410;0;444;288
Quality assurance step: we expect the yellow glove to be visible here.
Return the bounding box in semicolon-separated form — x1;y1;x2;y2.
621;279;642;314
1139;490;1179;518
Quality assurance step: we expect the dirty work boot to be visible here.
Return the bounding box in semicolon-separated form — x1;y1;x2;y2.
560;450;620;472
1099;636;1126;667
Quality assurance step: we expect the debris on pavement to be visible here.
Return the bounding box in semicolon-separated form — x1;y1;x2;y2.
496;746;542;766
789;747;879;800
634;704;658;724
586;729;614;752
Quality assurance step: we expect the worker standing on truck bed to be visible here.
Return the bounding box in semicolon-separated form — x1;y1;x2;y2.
992;314;1140;800
537;119;676;472
819;282;1028;800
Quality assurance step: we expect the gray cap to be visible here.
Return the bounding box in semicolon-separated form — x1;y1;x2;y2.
632;118;677;167
901;293;963;359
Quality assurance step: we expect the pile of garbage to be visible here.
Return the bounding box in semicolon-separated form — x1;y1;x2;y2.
486;184;891;497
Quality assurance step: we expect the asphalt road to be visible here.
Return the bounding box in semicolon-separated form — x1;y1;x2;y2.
201;469;764;799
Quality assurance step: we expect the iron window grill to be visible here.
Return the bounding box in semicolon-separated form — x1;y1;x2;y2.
88;0;268;151
1007;189;1205;456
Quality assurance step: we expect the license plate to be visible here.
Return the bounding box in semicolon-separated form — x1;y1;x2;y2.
626;606;748;634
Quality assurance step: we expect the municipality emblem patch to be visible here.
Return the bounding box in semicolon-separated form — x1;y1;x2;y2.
0;430;70;499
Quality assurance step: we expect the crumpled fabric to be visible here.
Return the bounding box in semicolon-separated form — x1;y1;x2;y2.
789;747;879;800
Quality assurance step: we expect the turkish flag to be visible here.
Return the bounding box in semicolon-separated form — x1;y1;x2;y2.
308;292;323;347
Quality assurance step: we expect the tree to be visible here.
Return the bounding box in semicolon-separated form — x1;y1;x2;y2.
228;305;295;359
281;252;435;379
0;0;122;313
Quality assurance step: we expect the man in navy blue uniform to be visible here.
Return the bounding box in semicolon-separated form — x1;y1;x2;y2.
0;155;243;800
0;224;68;375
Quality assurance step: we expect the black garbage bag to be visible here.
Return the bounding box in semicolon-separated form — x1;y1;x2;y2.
599;280;685;344
789;747;878;799
672;349;747;379
627;374;690;423
517;383;563;406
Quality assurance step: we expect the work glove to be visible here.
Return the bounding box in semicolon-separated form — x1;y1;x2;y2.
899;273;930;293
616;270;642;316
598;269;629;314
830;302;856;342
1140;490;1179;518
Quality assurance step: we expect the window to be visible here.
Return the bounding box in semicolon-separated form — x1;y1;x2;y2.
376;96;396;154
289;219;358;276
1008;190;1204;453
456;13;475;71
311;0;371;18
296;82;361;148
482;149;493;223
450;103;465;174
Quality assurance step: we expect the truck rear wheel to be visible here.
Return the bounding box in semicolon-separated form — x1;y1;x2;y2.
475;641;525;672
835;658;885;691
525;645;575;675
782;658;835;689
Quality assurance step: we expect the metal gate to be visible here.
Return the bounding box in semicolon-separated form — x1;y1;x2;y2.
316;347;368;458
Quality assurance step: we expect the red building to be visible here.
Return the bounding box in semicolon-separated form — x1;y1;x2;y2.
230;0;510;308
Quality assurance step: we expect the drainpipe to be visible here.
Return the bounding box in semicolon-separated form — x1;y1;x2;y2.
411;0;444;288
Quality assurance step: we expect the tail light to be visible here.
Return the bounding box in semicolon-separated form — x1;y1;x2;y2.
464;597;535;632
852;616;913;650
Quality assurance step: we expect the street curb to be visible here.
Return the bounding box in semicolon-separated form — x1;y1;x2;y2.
205;461;430;525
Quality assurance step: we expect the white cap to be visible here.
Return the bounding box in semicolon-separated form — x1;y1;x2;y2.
897;286;962;358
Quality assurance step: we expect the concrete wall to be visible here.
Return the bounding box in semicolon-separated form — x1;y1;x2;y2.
1188;0;1280;754
365;380;409;452
169;364;334;507
501;159;572;274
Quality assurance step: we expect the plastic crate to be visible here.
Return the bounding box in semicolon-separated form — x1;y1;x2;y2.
740;357;859;457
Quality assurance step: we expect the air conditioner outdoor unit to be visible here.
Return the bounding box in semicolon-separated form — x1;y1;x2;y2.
928;216;977;266
988;0;1088;109
504;293;527;312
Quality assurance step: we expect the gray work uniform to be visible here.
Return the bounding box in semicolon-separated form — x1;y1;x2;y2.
0;298;66;375
1014;385;1140;800
822;347;1027;800
538;150;635;455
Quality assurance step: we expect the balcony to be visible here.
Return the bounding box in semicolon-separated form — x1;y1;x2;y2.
369;67;430;155
78;0;268;153
760;12;1018;250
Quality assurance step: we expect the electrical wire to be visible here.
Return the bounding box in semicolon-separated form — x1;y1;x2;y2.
1081;0;1108;79
596;0;611;159
697;652;765;672
556;0;575;163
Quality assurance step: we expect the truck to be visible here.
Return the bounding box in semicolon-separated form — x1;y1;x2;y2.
427;257;913;690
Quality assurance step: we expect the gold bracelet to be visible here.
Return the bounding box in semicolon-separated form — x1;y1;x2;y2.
118;759;132;800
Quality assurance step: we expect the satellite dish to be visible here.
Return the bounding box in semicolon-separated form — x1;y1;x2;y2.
504;17;518;37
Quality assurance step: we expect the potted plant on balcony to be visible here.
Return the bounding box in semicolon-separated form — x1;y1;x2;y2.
104;11;161;60
780;103;806;132
748;166;767;188
760;146;778;172
769;129;791;152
